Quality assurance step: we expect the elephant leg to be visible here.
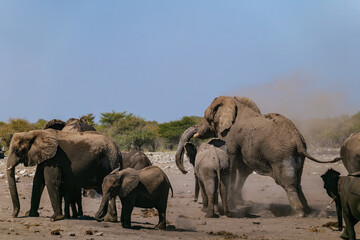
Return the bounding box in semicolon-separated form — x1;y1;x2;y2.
26;165;45;217
220;174;231;217
274;158;305;217
296;158;311;214
121;198;135;229
155;204;167;230
194;176;200;202
227;151;251;209
64;196;71;218
44;166;64;221
203;176;219;218
70;200;78;218
341;206;357;240
198;180;208;211
76;191;83;217
104;198;118;222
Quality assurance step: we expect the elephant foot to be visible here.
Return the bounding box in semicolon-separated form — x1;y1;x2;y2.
193;198;198;202
224;211;232;218
205;212;219;218
50;213;65;222
340;230;349;239
201;207;207;213
122;223;132;229
155;222;166;230
25;209;39;217
292;211;306;218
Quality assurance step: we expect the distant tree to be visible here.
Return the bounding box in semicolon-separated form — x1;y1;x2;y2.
80;113;95;126
158;116;203;149
99;111;129;126
34;119;47;129
0;118;36;150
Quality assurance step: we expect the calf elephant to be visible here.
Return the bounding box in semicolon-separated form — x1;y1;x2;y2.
183;138;230;218
7;129;121;221
321;169;360;240
95;166;173;230
176;96;337;217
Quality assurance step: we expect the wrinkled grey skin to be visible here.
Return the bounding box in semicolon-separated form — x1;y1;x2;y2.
176;96;337;217
6;129;121;221
95;166;173;230
321;169;360;240
331;133;360;174
184;139;230;218
122;150;152;170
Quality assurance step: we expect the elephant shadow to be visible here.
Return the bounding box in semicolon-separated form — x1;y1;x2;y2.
130;222;196;232
230;203;338;218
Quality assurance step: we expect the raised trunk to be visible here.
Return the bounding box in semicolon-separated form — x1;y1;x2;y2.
6;154;20;217
175;126;198;174
95;193;110;222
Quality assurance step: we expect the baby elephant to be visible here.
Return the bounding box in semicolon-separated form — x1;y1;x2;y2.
185;138;230;218
321;169;360;240
95;166;173;230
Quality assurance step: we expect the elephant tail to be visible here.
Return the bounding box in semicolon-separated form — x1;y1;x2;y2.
169;183;174;198
300;149;342;164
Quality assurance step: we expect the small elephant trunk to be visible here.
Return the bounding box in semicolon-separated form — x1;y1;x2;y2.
175;126;197;174
95;193;109;222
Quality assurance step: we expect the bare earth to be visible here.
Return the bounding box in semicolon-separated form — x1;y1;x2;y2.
0;148;355;240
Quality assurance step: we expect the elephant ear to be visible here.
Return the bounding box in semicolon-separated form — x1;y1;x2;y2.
205;96;237;137
117;168;140;198
184;142;197;166
27;130;59;166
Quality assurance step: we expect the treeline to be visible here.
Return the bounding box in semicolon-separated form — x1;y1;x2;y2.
0;112;203;152
1;110;360;152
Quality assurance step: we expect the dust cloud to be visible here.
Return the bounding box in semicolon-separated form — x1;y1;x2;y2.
229;72;357;120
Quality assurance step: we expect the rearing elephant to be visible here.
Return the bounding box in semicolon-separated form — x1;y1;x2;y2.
176;96;337;217
7;129;122;221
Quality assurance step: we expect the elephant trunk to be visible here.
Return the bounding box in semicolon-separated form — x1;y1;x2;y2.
95;192;110;222
175;126;198;174
6;153;20;217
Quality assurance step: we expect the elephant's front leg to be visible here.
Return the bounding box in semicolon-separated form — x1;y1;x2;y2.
121;195;136;228
44;166;64;221
26;165;45;217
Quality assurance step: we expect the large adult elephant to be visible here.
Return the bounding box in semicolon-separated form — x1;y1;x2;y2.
6;129;122;221
176;96;337;217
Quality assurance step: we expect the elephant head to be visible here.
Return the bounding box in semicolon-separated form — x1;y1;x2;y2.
95;168;140;221
321;169;342;231
6;130;59;217
175;96;260;174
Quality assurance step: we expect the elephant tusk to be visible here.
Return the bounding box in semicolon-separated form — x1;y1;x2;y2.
329;199;335;204
7;166;13;171
193;133;200;138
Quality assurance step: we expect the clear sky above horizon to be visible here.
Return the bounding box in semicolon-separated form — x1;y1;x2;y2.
1;1;360;123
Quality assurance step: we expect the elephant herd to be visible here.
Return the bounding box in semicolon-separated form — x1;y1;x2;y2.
5;96;360;238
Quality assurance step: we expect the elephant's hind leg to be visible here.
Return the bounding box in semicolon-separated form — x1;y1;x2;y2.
274;157;306;217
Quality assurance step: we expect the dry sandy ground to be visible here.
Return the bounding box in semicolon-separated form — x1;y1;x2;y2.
0;149;356;240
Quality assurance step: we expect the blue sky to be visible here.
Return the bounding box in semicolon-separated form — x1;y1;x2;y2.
1;1;360;123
